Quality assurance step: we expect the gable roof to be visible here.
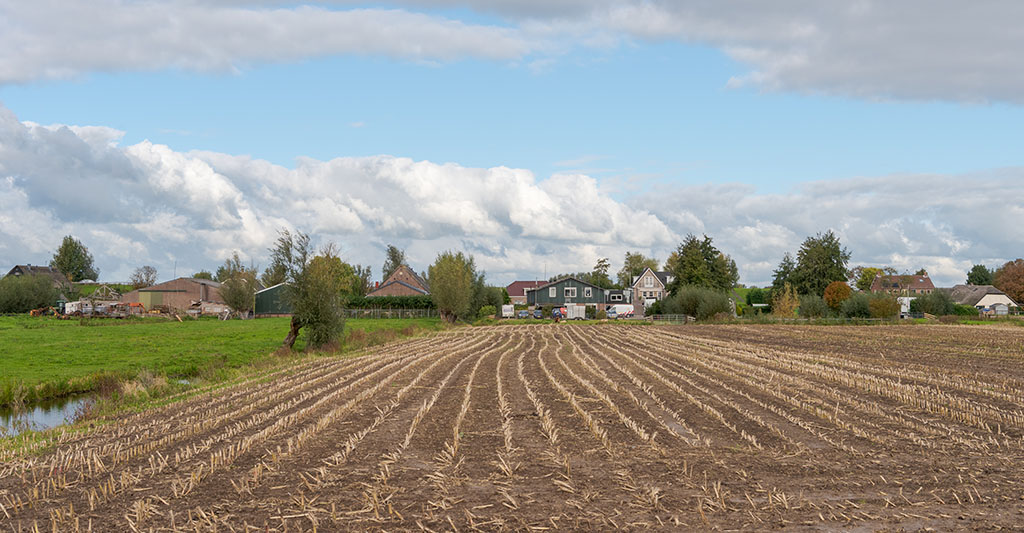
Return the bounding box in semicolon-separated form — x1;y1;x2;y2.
138;277;222;291
532;276;604;292
381;265;429;292
368;279;430;296
947;284;1017;307
5;265;70;286
870;274;935;292
506;280;547;297
256;282;288;295
632;268;673;288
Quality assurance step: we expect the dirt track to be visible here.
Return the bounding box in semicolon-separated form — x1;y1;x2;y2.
3;324;1024;531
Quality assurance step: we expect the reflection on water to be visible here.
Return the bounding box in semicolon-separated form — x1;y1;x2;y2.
0;394;93;436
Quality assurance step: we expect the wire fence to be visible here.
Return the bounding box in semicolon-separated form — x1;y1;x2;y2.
343;308;439;319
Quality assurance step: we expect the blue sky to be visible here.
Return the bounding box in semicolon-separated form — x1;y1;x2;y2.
1;1;1023;286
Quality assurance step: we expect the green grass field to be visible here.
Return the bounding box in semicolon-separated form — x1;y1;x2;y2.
0;315;444;406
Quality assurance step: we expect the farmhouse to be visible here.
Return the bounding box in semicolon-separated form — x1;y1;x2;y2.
366;265;430;298
121;277;226;312
870;273;935;295
506;280;546;305
631;268;674;310
947;284;1019;313
5;264;70;287
526;277;606;308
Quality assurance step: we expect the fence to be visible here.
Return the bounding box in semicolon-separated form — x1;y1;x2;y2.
343;308;439;319
649;314;898;325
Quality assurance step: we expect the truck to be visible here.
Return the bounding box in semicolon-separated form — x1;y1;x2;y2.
566;304;587;320
501;304;515;319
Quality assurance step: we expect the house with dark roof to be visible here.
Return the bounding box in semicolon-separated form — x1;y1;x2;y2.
366;265;430;298
631;268;674;311
947;285;1019;311
870;273;935;296
526;277;607;308
5;265;71;287
506;280;546;305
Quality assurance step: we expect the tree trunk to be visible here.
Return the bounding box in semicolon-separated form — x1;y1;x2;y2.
282;316;301;349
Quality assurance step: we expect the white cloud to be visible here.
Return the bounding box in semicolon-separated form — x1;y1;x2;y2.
2;1;1022;101
1;104;1021;286
0;1;533;84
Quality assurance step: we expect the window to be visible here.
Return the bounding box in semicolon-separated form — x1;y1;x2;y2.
564;287;577;298
644;276;654;288
584;287;592;298
611;294;622;301
549;287;556;298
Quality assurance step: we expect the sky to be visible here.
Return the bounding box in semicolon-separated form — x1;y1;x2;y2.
1;0;1023;287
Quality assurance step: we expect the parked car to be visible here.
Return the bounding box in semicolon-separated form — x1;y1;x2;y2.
532;309;543;319
517;310;529;319
606;309;618;319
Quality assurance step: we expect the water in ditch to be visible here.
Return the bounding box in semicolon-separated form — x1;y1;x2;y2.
0;394;94;436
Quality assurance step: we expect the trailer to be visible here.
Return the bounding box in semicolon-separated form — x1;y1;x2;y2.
501;304;515;319
566;304;587;320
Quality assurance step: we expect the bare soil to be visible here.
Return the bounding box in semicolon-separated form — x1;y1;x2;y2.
3;324;1024;531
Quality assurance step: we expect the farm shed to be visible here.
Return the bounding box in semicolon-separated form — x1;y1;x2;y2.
255;283;292;317
121;277;224;311
526;277;606;308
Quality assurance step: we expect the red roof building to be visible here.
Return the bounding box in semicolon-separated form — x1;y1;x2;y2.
870;273;936;295
506;280;547;305
366;265;430;298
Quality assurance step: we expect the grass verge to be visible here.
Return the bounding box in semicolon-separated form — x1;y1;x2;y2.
0;315;444;407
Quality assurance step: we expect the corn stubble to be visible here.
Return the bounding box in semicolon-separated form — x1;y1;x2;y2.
2;323;1024;531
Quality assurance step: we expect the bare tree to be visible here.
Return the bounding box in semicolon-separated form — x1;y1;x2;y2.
129;266;158;289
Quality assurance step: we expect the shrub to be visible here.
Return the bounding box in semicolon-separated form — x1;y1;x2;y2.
823;281;852;310
745;287;768;305
663;286;731;320
911;290;955;316
345;295;435;309
646;300;663;315
938;314;961;324
0;274;58;313
771;283;799;317
868;295;900;319
840;293;872;318
954;304;980;316
478;305;497;319
596;310;607;320
798;295;829;318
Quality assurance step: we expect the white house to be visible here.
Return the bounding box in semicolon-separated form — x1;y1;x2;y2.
948;285;1019;314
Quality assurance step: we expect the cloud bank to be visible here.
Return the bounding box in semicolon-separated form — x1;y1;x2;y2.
0;104;1019;287
3;1;1023;102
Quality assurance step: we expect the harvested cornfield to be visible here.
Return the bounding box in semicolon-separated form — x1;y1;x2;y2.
3;324;1024;531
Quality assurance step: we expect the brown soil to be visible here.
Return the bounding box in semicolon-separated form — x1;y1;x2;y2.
3;324;1024;531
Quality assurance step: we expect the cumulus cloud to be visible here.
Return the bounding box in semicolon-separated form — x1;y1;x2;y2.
1;1;1021;101
0;104;679;281
1;104;1021;287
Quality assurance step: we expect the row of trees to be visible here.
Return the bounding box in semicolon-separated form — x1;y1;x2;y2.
210;230;505;351
964;261;1024;304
